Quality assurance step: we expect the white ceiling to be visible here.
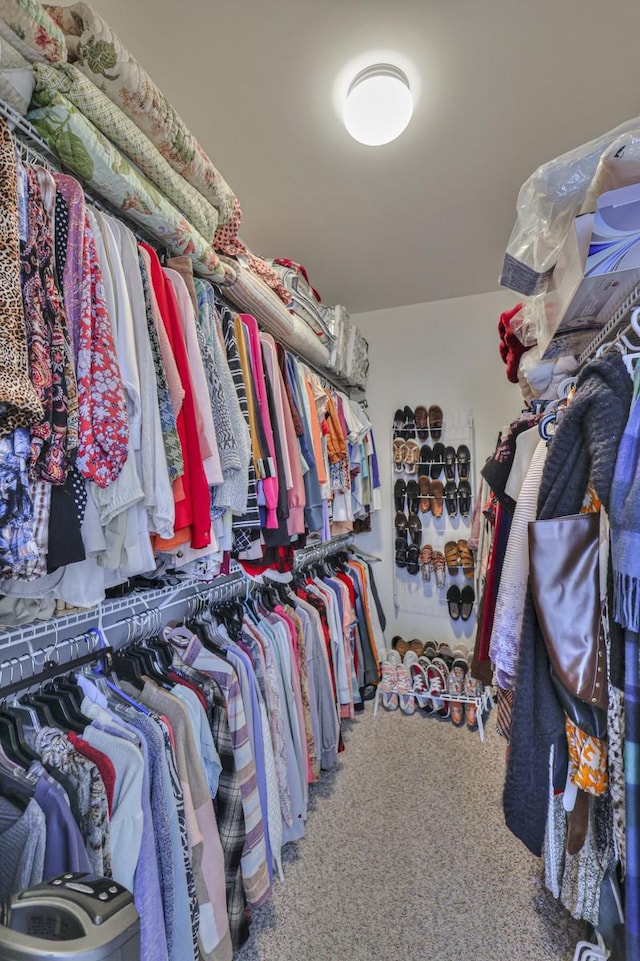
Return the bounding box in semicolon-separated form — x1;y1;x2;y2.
86;0;640;313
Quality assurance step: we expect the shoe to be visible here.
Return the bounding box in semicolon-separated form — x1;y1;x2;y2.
402;405;415;439
396;664;416;714
464;670;484;731
457;539;475;579
409;639;425;656
431;480;444;518
410;661;432;710
403;650;420;669
428;658;450;719
449;657;468;727
393;438;407;472
406;479;419;515
460;585;475;621
394;478;407;512
395;534;408;568
428;405;443;441
408;513;422;546
418;474;431;513
432;550;446;588
430;442;445;481
392;636;410;659
447;585;461;620
407;545;420;576
419;444;433;475
456;444;471;481
380;661;399;710
393;409;405;439
458;480;472;516
404;439;420;474
414;405;429;442
395;511;408;534
444;540;460;576
444;446;457;481
444;481;458;516
420;544;433;581
437;643;455;666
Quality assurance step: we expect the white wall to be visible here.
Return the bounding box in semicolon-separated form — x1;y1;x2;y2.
354;289;519;650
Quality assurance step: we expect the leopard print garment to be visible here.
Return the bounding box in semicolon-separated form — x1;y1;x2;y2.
0;120;45;435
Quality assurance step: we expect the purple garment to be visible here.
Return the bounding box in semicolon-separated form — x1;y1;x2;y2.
32;764;91;879
52;173;85;365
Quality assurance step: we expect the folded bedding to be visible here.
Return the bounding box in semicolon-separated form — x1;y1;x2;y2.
34;62;219;241
28;84;230;283
0;32;33;113
0;0;65;62
219;256;295;341
44;1;238;227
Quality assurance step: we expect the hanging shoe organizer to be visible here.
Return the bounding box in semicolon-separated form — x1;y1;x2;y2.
392;407;477;623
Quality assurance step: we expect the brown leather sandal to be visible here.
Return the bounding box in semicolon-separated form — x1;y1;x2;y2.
418;474;431;513
444;541;460;576
430;480;444;518
457;539;475;579
414;405;429;442
428;405;443;441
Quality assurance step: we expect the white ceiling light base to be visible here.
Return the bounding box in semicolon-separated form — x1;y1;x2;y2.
343;63;414;146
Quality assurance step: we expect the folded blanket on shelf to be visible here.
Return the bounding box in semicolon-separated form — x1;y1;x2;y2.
0;0;65;63
270;259;338;346
220;255;295;340
28;85;231;283
44;1;237;226
33;62;219;242
0;32;33;113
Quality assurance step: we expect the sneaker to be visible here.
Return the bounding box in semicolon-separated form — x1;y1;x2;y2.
396;664;416;715
409;661;432;711
380;662;398;711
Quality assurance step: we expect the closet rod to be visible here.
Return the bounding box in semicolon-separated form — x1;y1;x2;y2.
0;644;113;699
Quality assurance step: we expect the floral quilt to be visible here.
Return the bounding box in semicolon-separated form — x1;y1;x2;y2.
0;33;33;113
44;2;238;228
0;0;65;62
28;85;228;283
34;62;219;242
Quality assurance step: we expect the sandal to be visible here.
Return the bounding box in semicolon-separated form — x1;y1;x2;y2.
418;474;431;513
444;540;460;576
430;480;444;518
406;479;419;515
458;480;472;516
394;478;407;512
414;405;429;442
420;544;433;581
395;534;408;568
430;442;445;480
428;405;443;441
432;550;446;588
456;444;471;481
448;657;468;727
408;513;422;546
393;438;407;472
457;539;475;578
404;439;420;474
444;480;458;516
460;585;475;621
446;585;461;620
444;446;457;481
407;544;420;576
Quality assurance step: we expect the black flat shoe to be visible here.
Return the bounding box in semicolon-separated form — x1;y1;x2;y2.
430;442;445;480
406;479;419;515
394;478;407;512
458;480;472;516
447;585;461;620
456;444;471;481
444;446;457;481
460;585;475;621
444;480;458;516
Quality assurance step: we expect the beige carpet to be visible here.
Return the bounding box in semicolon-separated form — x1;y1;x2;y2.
237;707;585;961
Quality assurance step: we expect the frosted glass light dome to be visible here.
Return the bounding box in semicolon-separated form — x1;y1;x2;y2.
343;64;413;146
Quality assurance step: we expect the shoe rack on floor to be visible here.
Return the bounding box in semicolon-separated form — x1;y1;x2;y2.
373;685;495;741
392;407;476;623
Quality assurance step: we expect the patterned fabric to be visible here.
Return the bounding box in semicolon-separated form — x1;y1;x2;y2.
0;0;66;62
565;717;608;795
138;251;183;483
44;2;238;225
21;165;78;483
53;187;68;292
35;725;112;876
171;660;249;951
0;122;44;437
34;62;219;242
29;477;50;577
0;428;39;577
0;33;33;114
74;211;129;488
28;84;228;282
624;627;640;958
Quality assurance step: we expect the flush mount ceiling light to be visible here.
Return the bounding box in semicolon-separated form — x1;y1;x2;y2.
343;63;414;146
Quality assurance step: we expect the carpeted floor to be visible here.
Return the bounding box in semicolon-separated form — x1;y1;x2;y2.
236;707;586;961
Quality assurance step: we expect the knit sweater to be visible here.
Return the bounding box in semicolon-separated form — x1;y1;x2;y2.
503;351;631;856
